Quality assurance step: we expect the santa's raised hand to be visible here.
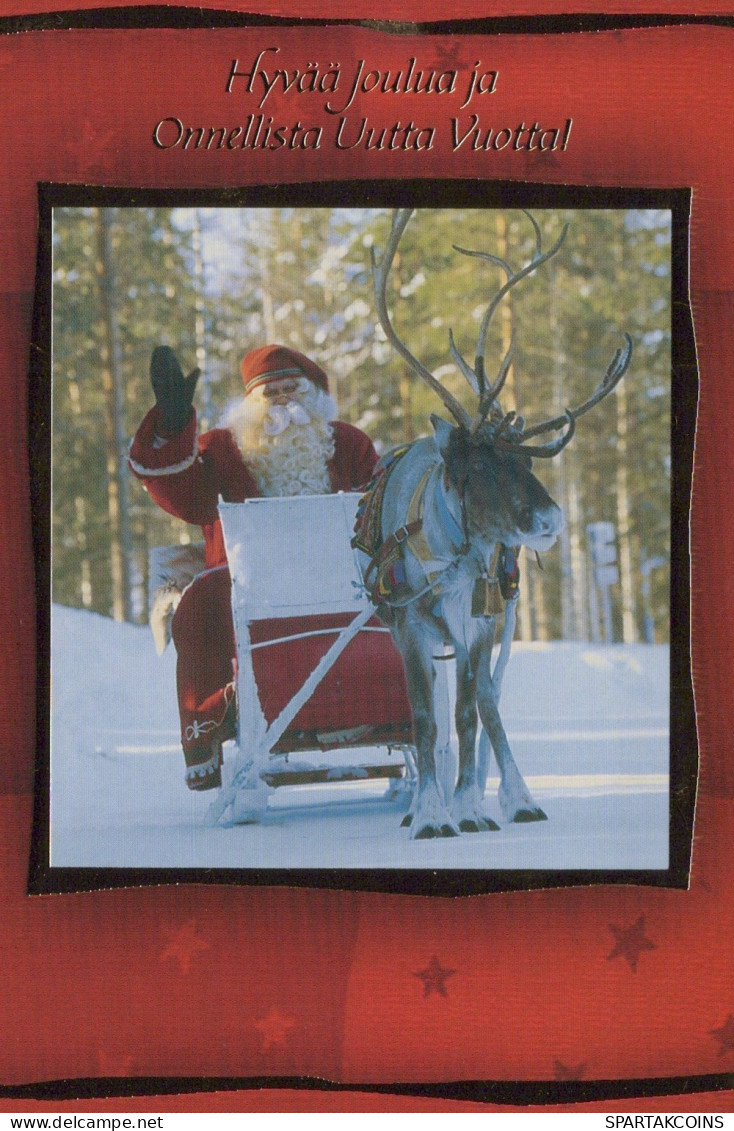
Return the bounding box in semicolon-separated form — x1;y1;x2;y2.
150;345;200;436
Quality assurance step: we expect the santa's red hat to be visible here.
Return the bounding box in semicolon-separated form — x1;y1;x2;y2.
240;345;330;396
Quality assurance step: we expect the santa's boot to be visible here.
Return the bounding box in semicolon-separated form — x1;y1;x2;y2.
182;694;237;792
184;738;223;792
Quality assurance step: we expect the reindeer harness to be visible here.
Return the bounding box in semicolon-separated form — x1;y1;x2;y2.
353;447;519;613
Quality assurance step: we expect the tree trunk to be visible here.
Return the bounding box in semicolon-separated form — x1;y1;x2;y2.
192;210;213;431
494;213;535;641
615;379;638;642
394;248;414;441
528;556;550;641
74;495;93;609
400;370;415;441
96;207;134;623
257;209;277;341
548;250;587;641
565;469;590;639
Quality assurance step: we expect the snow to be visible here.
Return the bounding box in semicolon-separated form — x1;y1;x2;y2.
49;604;669;873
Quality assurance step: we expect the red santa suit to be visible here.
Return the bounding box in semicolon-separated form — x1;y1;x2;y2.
129;345;379;789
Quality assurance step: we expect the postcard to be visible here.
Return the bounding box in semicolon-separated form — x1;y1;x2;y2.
0;2;730;1113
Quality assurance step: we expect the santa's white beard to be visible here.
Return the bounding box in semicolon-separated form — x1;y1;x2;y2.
223;381;337;497
262;401;311;435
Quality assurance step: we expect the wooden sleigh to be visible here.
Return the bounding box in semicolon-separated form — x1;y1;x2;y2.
199;491;432;826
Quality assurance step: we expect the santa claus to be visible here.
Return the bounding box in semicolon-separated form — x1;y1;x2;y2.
129;344;378;790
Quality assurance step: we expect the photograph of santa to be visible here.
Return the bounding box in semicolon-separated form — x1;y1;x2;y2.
129;343;378;791
45;199;677;878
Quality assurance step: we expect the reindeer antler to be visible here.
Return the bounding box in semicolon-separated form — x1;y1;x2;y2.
452;211;569;434
371;209;632;456
372;209;472;430
519;333;633;446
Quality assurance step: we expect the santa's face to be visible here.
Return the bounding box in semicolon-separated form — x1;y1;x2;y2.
261;376;301;405
225;371;337;496
256;377;313;436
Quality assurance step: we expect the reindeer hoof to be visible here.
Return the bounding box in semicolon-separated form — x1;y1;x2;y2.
512;807;548;823
414;822;459;839
459;817;500;833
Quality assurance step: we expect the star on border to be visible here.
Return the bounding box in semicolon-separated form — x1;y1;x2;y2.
255;1006;296;1051
711;1014;734;1056
413;955;457;997
159;918;211;974
607;914;657;972
553;1059;587;1081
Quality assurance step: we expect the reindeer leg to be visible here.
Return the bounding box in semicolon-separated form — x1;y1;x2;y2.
395;614;460;840
473;645;547;824
433;657;459;819
450;647;500;832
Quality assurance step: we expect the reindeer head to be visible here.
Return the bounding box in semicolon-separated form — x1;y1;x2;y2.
371;208;632;552
431;412;564;553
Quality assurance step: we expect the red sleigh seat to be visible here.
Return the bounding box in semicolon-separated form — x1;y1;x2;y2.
250;613;413;753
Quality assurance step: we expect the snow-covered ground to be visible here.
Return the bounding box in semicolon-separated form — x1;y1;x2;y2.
49;604;669;872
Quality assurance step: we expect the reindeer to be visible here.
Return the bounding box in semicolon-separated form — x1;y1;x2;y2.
356;209;632;840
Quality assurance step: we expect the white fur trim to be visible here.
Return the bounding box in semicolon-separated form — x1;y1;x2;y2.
128;434;199;478
185;747;221;781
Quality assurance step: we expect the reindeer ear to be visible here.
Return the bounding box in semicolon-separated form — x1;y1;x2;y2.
430;414;455;457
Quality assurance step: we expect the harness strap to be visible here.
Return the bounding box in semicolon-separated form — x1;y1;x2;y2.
404;466;442;584
433;470;466;550
362;462;517;615
361;517;423;593
361;464;434;602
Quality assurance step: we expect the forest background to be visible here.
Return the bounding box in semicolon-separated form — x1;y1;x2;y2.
51;205;672;645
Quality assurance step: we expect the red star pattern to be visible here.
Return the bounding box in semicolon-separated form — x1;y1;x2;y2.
553;1059;586;1080
76;119;118;177
159;918;211;973
413;955;457;997
606;914;657;972
254;1006;296;1051
710;1014;734;1056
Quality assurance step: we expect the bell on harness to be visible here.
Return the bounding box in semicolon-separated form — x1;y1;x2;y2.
499;545;521;600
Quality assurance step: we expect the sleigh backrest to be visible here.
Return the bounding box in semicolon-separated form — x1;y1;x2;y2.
219;493;371;621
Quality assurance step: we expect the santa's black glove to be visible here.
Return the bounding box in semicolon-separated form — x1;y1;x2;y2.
150;346;200;435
